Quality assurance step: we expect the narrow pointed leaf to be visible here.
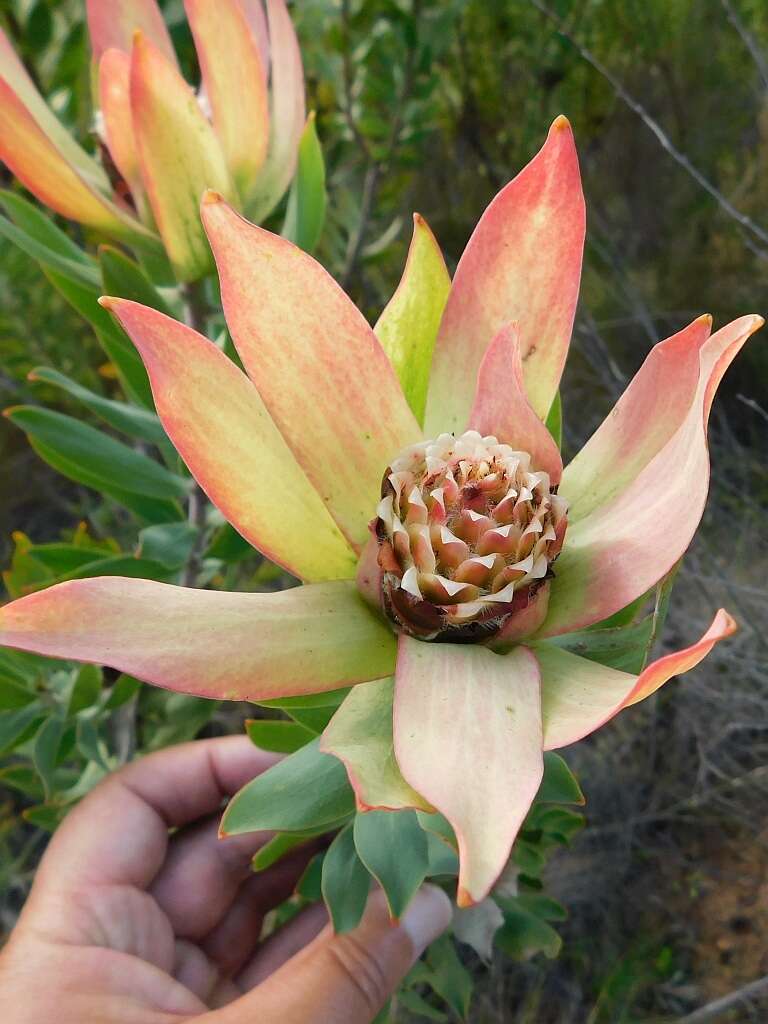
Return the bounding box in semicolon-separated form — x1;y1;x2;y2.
322;824;371;933
0;79;146;239
282;112;326;253
6;406;186;502
222;738;355;834
28;367;165;446
104;298;358;582
537;753;585;805
394;638;543;906
245;0;305;221
374;214;450;425
0;578;396;702
354;809;429;919
545;315;763;634
99;246;173;314
321;677;431;812
185;0;269;196
98;49;146;213
560;316;713;521
468;322;563;483
536;608;737;749
425;117;585;431
237;0;270;66
28;268;154;408
130;34;234;281
137;523;198;569
0;190;96;269
202;196;422;549
545;392;563;450
245;718;315;754
0;187;103;286
0;26;109;190
86;0;176;63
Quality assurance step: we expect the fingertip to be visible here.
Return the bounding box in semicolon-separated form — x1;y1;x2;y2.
400;884;452;957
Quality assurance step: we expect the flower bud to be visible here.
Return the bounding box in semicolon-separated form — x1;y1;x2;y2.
373;431;567;643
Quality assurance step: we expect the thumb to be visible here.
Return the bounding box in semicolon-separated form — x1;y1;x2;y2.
219;885;451;1024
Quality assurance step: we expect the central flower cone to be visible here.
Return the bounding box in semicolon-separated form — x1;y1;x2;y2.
374;431;568;643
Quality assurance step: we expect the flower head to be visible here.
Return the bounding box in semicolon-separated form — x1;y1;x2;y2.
0;0;306;278
376;431;566;642
0;117;760;907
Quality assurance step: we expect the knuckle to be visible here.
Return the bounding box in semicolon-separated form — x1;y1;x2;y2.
328;932;392;1014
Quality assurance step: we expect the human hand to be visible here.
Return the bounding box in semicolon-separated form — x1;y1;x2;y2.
0;735;451;1023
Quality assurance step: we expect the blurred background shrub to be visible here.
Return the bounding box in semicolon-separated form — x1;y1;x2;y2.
1;0;767;1020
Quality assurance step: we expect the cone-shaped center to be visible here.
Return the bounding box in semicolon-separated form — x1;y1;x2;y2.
372;431;567;643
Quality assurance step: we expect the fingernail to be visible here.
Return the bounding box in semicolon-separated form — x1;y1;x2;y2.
400;884;452;956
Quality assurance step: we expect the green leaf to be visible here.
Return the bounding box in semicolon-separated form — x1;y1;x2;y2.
417;810;458;850
547;618;655;673
0;191;100;288
0;763;44;800
354;809;429;918
285;704;343;734
103;674;142;710
28;263;154;409
398;990;448;1021
516;892;568;922
221;738;355;835
424;831;459;877
0;191;91;262
536;752;585;805
29;436;183;522
55;554;176;584
29;366;166;446
0;704;45;754
204;522;254;563
23;803;67;831
245;718;315;753
282;112;327;254
11;539;115;576
33;715;65;797
0;213;99;288
423;935;474;1018
322;823;371;932
99;245;174;315
545;391;563;449
0;676;37;710
252;832;316;872
373;214;451;426
137;523;199;569
525;805;584;844
512;840;546;877
68;664;103;715
296;851;325;900
322;677;428;811
257;689;351;711
7;406;186;520
496;897;563;960
76;716;110;771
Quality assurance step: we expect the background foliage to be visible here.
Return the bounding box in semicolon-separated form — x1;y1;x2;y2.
1;0;767;1020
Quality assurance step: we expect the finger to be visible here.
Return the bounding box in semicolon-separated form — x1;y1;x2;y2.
199;848;321;976
235;902;329;990
150;814;269;938
172;940;244;1009
209;886;452;1024
30;737;278;897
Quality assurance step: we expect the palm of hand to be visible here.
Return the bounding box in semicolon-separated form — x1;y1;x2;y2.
0;738;329;1022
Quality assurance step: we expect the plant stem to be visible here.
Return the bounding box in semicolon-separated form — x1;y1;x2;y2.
180;279;210;587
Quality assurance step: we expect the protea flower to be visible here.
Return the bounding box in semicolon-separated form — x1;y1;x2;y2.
0;0;305;279
0;118;760;907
